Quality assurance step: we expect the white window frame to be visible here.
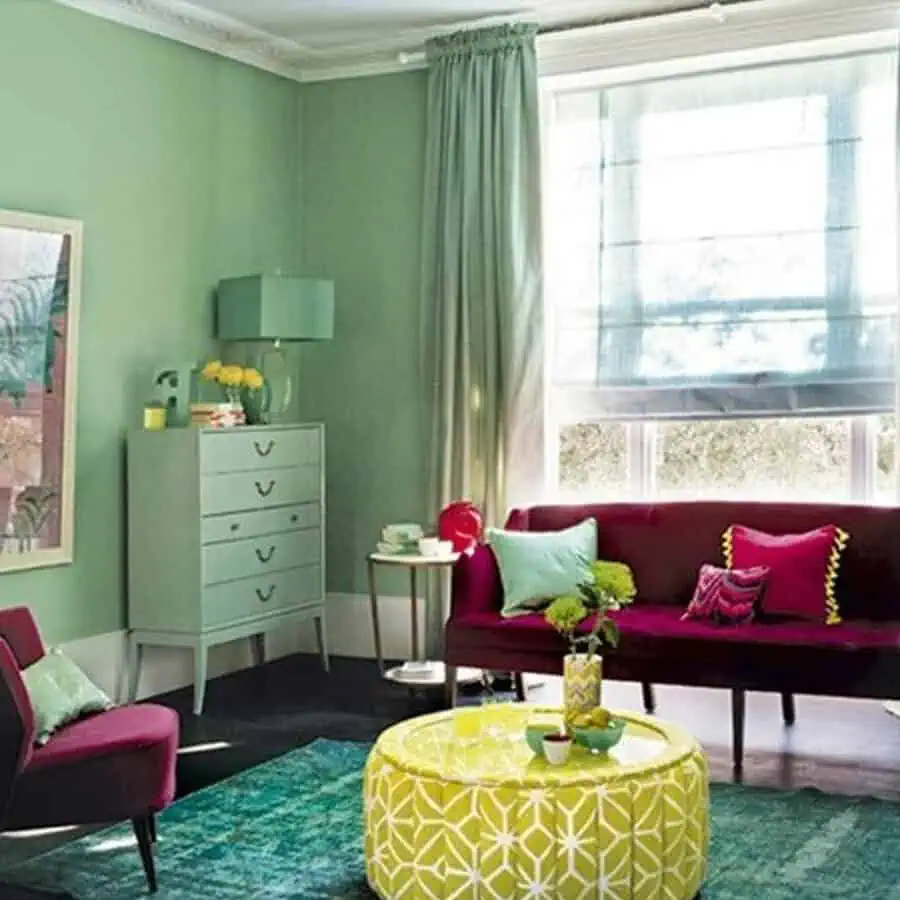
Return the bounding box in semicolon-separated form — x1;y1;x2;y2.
538;20;900;507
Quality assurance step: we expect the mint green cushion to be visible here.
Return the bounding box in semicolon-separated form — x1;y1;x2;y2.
487;518;597;618
21;648;114;745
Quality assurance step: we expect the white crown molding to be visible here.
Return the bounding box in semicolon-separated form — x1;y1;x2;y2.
52;0;310;81
51;0;900;84
539;0;900;81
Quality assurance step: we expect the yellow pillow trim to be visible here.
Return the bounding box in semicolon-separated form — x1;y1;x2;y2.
824;527;850;626
722;526;734;569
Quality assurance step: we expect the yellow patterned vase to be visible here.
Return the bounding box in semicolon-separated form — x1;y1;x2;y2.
563;652;602;726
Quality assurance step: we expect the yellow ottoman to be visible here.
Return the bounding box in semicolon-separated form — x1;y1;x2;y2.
364;703;708;900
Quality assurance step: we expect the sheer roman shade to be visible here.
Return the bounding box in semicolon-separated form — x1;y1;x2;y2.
547;48;899;420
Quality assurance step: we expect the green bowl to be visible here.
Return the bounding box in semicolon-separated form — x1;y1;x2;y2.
525;724;559;755
572;719;626;753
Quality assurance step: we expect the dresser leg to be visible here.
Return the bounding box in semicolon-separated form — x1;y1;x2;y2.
127;633;143;704
193;643;208;716
251;633;266;668
315;615;330;673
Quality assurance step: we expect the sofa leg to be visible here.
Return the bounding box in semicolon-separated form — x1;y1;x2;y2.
132;816;157;893
148;814;157;844
444;665;458;708
731;689;746;780
781;692;796;726
641;682;656;715
514;672;527;702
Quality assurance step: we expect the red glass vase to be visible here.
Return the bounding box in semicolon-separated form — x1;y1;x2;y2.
437;501;484;555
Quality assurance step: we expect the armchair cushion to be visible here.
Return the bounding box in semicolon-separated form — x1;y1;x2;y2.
21;648;113;745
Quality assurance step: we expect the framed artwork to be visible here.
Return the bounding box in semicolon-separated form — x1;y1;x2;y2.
0;210;82;571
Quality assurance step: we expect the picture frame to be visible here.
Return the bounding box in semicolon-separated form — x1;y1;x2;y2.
0;209;82;572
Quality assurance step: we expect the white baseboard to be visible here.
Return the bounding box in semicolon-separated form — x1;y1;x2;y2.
60;593;422;701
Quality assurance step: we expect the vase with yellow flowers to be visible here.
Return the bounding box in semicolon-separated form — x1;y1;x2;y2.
194;360;265;428
544;561;636;728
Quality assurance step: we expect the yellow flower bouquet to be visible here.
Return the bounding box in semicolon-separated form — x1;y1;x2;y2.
199;360;264;404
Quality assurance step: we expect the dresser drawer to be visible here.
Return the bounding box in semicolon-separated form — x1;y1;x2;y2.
202;566;322;629
201;503;320;544
200;427;320;474
200;465;319;515
202;528;320;585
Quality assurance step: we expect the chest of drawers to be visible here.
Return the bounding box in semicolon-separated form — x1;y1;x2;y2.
126;424;328;714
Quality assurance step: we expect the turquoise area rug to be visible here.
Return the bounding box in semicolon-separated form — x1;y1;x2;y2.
6;738;900;899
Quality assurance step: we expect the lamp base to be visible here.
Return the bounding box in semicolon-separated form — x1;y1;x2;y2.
254;345;292;423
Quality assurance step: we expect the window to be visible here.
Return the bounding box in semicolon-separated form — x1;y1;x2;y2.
545;43;899;504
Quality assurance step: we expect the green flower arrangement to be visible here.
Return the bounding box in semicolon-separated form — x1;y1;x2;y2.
545;560;637;659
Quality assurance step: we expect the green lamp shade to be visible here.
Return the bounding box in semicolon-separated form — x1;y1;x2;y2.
216;274;334;341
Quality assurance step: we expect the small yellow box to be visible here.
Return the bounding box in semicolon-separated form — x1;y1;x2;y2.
143;404;167;431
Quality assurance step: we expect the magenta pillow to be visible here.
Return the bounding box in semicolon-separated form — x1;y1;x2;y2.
683;564;769;625
723;524;849;624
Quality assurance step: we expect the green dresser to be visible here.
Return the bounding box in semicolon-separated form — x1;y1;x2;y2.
126;424;328;714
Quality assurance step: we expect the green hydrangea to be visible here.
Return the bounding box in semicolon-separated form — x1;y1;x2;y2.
588;561;636;606
544;595;588;638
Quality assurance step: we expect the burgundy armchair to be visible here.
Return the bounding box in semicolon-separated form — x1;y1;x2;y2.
0;606;179;893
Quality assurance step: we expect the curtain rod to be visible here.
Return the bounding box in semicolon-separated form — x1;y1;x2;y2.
396;0;733;66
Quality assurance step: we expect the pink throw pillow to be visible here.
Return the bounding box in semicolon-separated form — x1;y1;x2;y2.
683;564;769;625
723;524;849;624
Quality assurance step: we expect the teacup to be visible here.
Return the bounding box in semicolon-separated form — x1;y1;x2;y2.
542;733;572;765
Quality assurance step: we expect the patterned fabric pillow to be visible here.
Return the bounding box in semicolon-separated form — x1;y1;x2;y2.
683;564;770;625
723;524;849;624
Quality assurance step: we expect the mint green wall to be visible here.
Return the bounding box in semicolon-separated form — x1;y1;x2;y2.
299;72;429;594
0;1;301;643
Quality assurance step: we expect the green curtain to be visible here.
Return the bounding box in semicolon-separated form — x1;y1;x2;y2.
420;23;544;657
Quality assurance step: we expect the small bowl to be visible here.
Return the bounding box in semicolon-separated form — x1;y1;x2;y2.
572;719;627;753
542;733;572;765
525;723;559;755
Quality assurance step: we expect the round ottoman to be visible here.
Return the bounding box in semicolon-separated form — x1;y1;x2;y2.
364;703;709;900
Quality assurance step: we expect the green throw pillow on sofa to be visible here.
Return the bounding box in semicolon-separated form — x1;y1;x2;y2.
21;648;114;745
487;518;597;618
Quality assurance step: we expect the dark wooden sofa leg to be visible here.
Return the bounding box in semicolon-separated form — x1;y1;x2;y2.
781;692;796;726
731;689;746;779
132;816;157;893
445;665;458;708
514;672;527;702
148;813;157;844
641;682;656;714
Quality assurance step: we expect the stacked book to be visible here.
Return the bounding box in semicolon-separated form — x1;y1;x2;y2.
377;523;423;555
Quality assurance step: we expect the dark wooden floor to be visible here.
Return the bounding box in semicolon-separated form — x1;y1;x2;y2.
4;652;900;898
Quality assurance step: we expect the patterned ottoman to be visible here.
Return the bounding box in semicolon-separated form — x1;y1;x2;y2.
364;703;708;900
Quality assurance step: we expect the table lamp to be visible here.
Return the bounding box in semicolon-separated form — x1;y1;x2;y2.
216;273;334;420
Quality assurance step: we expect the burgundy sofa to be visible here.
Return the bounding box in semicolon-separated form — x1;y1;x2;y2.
0;606;179;893
444;501;900;773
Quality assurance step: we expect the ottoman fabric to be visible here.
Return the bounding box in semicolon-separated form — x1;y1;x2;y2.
364;704;709;900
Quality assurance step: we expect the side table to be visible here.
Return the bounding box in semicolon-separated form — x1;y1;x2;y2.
367;552;482;688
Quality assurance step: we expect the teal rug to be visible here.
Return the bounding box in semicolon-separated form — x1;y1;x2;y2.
5;738;900;899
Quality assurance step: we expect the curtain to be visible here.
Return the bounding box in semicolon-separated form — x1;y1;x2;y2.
420;23;544;656
547;48;898;423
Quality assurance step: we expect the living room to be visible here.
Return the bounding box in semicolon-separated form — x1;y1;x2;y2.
1;0;899;897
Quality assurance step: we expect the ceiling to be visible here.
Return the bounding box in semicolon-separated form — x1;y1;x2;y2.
54;0;746;81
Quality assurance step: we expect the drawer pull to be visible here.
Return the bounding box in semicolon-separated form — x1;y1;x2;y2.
256;585;276;603
255;545;276;564
290;514;299;524
254;440;275;457
230;523;240;532
255;480;275;498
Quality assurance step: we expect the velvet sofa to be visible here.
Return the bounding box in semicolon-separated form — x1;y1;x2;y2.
443;501;900;773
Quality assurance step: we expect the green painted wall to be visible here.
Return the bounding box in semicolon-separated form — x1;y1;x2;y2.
299;72;429;594
0;1;301;643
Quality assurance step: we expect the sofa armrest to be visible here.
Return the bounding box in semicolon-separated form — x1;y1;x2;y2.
0;606;44;669
0;637;34;821
450;544;502;620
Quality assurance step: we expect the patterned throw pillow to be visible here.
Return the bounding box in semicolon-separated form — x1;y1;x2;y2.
683;564;770;625
723;524;849;624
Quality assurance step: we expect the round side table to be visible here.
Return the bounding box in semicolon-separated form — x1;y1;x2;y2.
366;552;482;689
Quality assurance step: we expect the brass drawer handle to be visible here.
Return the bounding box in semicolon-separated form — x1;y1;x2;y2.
254;440;275;457
256;585;276;603
255;545;276;564
255;480;275;498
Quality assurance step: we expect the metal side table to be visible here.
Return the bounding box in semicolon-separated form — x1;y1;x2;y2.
367;552;482;688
